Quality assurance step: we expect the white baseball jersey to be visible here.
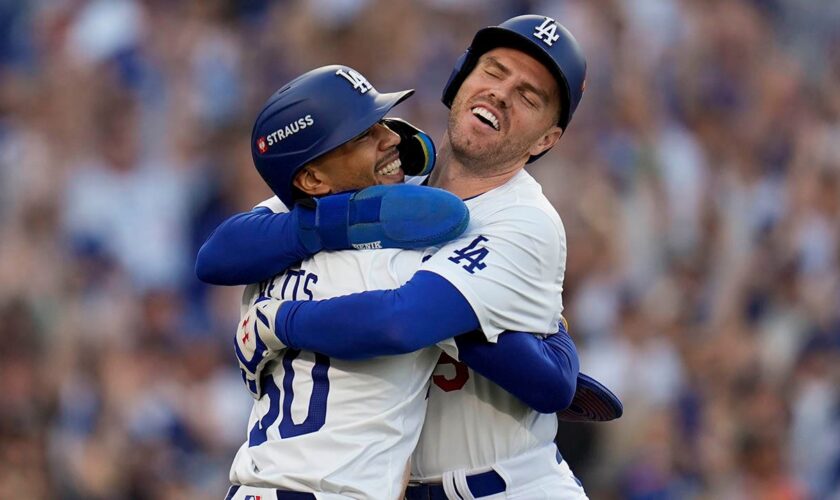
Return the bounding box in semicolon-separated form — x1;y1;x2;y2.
229;197;454;500
409;169;568;479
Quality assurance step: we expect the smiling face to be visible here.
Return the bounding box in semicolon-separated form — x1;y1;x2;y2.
447;47;564;171
292;122;403;198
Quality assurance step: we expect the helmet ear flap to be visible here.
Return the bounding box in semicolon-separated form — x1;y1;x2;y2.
441;49;475;108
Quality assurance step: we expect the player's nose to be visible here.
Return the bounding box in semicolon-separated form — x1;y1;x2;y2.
488;83;512;110
375;122;401;150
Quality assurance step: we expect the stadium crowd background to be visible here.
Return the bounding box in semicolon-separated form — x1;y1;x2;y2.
0;0;839;498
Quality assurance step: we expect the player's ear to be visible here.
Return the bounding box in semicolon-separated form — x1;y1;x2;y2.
293;166;331;197
528;125;563;158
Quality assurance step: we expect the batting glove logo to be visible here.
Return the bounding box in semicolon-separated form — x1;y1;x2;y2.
238;316;255;360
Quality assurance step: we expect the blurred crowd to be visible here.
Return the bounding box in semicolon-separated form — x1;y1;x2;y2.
0;0;839;498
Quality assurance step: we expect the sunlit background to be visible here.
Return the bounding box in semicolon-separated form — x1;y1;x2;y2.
1;0;839;498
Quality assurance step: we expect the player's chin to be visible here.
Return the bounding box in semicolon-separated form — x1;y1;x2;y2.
457;127;502;154
453;122;501;152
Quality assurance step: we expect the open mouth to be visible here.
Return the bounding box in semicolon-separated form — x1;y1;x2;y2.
376;156;402;176
471;106;500;131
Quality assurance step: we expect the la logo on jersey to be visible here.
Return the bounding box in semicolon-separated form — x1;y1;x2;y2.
533;17;560;47
448;235;489;274
336;68;372;94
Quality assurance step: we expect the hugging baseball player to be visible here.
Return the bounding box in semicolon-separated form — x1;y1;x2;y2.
199;15;622;500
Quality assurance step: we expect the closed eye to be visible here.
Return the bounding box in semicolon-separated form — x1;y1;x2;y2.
484;69;502;79
520;91;537;108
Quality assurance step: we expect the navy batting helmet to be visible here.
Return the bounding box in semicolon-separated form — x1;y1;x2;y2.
252;65;414;207
442;15;586;162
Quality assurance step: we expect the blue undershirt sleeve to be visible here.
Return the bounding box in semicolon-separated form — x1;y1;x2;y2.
196;207;311;286
273;268;578;413
455;329;580;413
277;271;480;359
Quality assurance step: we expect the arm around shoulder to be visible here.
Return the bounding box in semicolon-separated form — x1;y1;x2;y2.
195;207;311;286
280;271;480;359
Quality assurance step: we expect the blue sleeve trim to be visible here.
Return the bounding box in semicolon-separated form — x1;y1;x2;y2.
456;328;579;413
195;207;311;285
277;271;479;359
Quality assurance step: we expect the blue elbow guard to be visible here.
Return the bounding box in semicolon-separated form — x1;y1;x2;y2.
296;184;469;251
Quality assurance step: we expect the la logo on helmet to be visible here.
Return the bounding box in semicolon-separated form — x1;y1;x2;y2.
336;68;372;94
533;17;560;46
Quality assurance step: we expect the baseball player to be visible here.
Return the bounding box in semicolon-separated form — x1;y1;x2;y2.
228;15;600;499
219;63;590;500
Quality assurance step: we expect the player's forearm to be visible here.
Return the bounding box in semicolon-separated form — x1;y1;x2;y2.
196;208;311;285
456;329;579;413
276;271;480;359
197;186;471;286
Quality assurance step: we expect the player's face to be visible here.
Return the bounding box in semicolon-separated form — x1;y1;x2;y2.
447;47;563;169
301;122;403;195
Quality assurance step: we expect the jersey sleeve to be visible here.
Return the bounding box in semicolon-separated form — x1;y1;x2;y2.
419;205;565;341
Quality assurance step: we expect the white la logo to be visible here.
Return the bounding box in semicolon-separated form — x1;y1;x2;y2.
335;68;372;94
533;17;560;47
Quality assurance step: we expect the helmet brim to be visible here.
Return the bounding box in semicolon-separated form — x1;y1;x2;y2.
377;88;415;110
323;88;414;151
359;88;415;135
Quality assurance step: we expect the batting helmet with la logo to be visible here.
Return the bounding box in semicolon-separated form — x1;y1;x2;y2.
251;65;414;207
442;15;587;162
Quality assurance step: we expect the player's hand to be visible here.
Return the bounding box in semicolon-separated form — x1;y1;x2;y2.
382;118;436;176
293;184;469;252
234;299;288;399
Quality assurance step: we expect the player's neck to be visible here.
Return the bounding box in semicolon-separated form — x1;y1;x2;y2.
430;139;523;200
